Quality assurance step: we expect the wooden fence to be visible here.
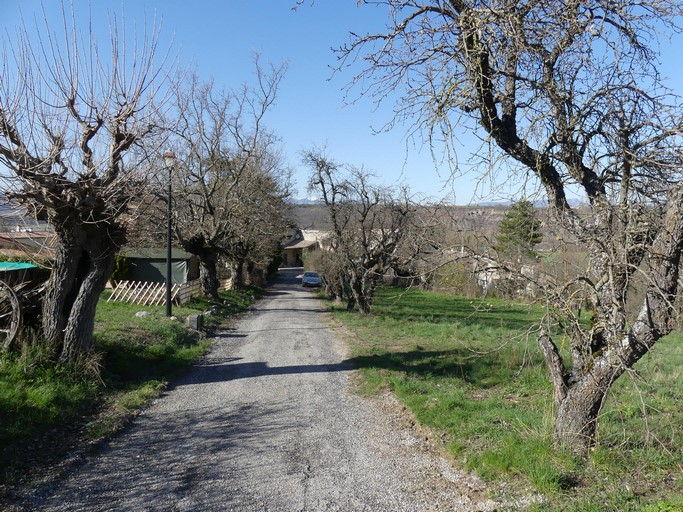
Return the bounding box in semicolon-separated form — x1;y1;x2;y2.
107;279;202;306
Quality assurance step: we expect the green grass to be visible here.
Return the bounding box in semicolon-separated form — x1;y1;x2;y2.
0;286;260;485
334;286;683;510
0;360;96;442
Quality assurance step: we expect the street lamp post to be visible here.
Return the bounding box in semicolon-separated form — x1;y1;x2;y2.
163;151;176;318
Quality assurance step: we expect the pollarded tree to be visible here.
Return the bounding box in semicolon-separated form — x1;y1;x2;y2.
305;149;421;314
220;161;293;288
339;1;683;453
167;61;289;297
495;200;543;261
0;8;170;362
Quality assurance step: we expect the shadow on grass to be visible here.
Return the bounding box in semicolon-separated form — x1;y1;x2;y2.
348;348;510;387
363;288;541;331
98;335;204;388
174;347;513;390
377;304;537;331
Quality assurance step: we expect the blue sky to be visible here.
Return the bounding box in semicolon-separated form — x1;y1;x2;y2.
2;1;682;203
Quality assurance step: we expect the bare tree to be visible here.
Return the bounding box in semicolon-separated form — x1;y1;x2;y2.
221;166;293;288
305;150;422;314
167;62;290;297
0;7;170;362
338;0;683;453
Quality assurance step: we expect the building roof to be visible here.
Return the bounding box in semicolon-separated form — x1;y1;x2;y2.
0;231;56;260
282;239;319;250
123;248;194;260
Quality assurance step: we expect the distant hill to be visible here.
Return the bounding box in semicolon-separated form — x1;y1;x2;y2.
290;204;331;230
476;198;585;207
289;203;511;235
288;197;322;205
0;195;45;231
289;201;584;254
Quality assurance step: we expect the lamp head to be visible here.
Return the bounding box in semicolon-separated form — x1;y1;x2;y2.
163;151;176;168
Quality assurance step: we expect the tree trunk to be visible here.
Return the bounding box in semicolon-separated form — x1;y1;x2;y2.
323;281;337;300
349;274;363;313
550;184;683;453
246;261;264;286
177;237;221;299
345;295;356;312
199;253;220;300
540;328;629;454
248;267;264;287
42;243;82;353
349;274;373;315
231;260;245;289
42;226;118;363
553;374;610;454
60;247;115;363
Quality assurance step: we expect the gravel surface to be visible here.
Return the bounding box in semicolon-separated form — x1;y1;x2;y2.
8;269;518;511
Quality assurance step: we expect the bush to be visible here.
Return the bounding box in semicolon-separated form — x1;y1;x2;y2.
109;254;130;283
430;261;482;297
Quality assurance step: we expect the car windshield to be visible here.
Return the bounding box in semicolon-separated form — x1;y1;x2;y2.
304;272;319;278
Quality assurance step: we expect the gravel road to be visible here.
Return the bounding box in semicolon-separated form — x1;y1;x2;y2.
10;269;510;512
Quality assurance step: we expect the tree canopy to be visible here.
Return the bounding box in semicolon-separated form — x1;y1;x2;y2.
163;62;291;297
495;200;543;260
305;149;423;314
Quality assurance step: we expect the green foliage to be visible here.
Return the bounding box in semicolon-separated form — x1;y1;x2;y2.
266;253;283;276
495;199;543;260
0;253;51;266
109;254;130;283
642;499;683;512
0;356;97;483
0;360;96;436
332;286;683;510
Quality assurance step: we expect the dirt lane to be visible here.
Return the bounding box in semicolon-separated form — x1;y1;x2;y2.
12;269;504;511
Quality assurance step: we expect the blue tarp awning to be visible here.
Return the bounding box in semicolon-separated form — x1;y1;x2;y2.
0;262;37;272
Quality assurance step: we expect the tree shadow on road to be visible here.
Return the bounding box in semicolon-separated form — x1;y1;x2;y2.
16;402;296;511
175;346;504;388
177;357;356;385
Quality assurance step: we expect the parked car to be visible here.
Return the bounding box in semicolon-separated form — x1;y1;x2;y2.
301;271;322;288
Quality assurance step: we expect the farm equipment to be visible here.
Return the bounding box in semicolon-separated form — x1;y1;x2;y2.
0;263;49;352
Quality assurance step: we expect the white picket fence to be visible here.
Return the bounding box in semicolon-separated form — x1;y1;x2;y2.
107;279;202;306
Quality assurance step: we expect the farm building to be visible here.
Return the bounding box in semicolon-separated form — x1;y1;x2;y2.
281;229;325;267
121;248;200;285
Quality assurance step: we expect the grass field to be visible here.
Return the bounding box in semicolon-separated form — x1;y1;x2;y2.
333;286;683;511
0;287;260;486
